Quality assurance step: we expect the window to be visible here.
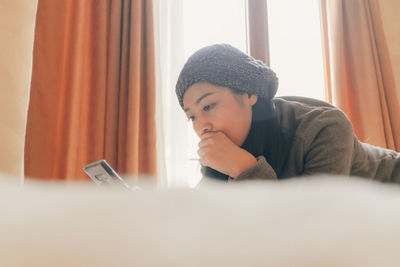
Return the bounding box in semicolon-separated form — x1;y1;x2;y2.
267;0;325;100
182;0;247;58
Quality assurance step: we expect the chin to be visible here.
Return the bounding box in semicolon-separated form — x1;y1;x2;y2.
233;136;246;147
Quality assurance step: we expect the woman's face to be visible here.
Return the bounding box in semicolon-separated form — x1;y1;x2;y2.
183;82;258;146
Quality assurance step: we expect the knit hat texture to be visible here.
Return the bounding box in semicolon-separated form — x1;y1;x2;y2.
175;43;278;109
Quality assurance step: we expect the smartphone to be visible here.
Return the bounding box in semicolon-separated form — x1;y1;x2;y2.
83;160;130;189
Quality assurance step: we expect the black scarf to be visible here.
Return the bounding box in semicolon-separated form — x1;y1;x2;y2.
203;99;294;181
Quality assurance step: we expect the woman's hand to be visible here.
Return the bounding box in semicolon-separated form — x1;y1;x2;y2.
198;131;257;178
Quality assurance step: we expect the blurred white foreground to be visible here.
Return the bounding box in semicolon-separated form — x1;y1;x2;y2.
1;175;400;266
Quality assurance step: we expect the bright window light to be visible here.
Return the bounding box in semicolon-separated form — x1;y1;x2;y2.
267;0;325;100
182;0;247;59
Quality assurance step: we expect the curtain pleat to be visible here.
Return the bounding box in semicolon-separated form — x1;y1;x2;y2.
25;0;157;180
319;0;333;103
320;0;400;151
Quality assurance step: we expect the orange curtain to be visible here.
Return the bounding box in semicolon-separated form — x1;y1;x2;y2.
247;0;270;66
320;0;400;151
25;0;157;180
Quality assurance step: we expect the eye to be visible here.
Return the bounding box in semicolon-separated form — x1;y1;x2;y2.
203;103;216;112
187;115;195;122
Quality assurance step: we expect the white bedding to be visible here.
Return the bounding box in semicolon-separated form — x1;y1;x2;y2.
1;175;400;266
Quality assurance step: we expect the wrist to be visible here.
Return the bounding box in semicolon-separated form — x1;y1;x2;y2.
230;153;257;178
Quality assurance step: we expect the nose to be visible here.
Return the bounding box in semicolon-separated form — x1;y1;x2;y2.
194;116;213;136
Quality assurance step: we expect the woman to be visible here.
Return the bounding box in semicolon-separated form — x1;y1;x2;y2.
175;44;400;182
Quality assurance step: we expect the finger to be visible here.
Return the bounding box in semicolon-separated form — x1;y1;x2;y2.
199;153;211;167
199;131;215;140
197;147;205;158
197;146;212;157
198;133;219;147
200;157;208;167
198;138;214;148
200;130;223;139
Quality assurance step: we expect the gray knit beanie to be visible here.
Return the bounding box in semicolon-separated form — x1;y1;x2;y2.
175;43;278;109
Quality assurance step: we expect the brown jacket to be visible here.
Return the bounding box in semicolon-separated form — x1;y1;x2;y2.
206;96;400;182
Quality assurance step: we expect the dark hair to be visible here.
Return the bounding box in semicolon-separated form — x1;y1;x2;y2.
203;97;294;181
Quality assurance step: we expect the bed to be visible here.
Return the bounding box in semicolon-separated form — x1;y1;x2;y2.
1;174;400;266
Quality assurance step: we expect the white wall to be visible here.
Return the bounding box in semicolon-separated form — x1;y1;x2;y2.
0;0;38;178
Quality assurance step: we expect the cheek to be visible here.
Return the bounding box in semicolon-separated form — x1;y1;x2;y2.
220;105;251;125
221;107;252;143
